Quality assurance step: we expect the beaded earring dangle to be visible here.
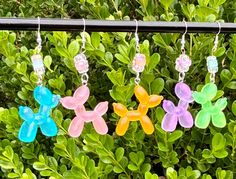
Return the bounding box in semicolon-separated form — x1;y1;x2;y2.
113;20;163;136
192;22;227;129
18;17;60;142
60;19;109;137
161;20;194;132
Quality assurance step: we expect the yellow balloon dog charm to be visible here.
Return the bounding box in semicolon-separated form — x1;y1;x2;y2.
113;85;163;136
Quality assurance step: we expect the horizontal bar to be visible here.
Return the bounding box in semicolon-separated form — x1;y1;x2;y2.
0;18;235;33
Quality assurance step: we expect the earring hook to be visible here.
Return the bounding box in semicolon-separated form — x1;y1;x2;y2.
81;18;86;52
212;22;221;53
183;19;188;36
216;22;221;35
36;17;42;53
135;19;138;34
181;19;187;53
82;18;86;32
134;19;140;53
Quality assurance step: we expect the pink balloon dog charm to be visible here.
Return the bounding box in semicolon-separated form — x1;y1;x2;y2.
60;85;108;137
161;82;194;132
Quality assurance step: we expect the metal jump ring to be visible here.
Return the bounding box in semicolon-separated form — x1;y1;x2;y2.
81;73;89;85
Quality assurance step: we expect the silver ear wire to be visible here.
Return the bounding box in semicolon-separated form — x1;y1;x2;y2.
36;17;42;53
134;19;140;53
81;18;86;52
31;17;44;86
74;18;89;85
181;19;187;53
212;22;221;53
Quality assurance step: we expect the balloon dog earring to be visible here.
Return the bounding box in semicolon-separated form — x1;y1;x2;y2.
161;20;194;132
60;19;108;137
18;17;60;142
192;22;227;129
113;20;163;136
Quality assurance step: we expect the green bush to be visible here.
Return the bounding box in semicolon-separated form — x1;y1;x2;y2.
0;0;236;178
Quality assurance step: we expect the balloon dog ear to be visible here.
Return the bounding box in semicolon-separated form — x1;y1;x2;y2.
34;86;53;105
113;103;128;117
94;102;108;116
134;85;149;104
175;82;193;102
19;106;35;122
73;85;90;104
148;95;163;108
60;96;78;110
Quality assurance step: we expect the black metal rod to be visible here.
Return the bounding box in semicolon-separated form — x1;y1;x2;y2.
0;18;235;33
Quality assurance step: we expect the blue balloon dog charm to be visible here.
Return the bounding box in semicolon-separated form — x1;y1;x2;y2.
18;86;60;142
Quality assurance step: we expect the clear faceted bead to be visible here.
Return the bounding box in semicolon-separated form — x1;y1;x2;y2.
175;54;191;73
132;53;146;73
207;56;218;74
74;53;89;74
31;54;45;76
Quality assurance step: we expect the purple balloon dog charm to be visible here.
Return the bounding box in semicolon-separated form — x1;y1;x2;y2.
161;82;194;132
161;28;194;132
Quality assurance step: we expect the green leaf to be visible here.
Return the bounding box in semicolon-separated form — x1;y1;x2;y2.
44;55;53;72
141;163;151;173
230;60;236;75
33;162;48;171
129;151;145;166
226;81;236;89
115;53;130;64
151;78;164;94
115;147;124;162
158;142;169;152
0;159;14;169
3;146;14;160
91;32;100;49
212;133;226;151
220;69;232;84
139;0;149;10
216;168;233;179
213;150;228;158
7;173;19;178
100;156;113;164
209;0;226;8
128;163;139;171
8;33;16;43
68;40;80;57
15;62;27;75
48;157;58;170
202;149;213;158
145;171;159;179
166;167;178;179
113;165;123;173
106;68;125;86
168;130;183;143
232;100;236;116
202;174;212;179
101;52;113;68
152;34;167;48
56;46;70;59
159;0;174;10
147;53;160;71
198;0;210;6
214;47;225;57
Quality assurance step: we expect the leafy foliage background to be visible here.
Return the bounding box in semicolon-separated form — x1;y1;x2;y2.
0;0;236;178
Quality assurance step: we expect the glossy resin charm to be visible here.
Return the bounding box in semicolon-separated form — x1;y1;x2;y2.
162;82;193;132
192;83;227;129
113;85;163;136
60;85;108;137
18;86;60;142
